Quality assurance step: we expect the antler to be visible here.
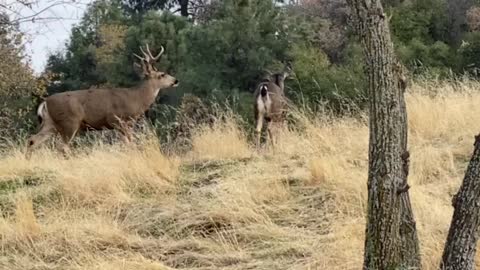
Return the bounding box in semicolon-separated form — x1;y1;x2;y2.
133;43;166;75
133;44;165;63
146;44;164;61
282;62;293;78
285;62;292;72
140;45;151;60
133;50;148;62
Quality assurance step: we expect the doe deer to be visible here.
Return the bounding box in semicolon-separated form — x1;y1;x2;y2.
25;43;178;159
253;68;290;149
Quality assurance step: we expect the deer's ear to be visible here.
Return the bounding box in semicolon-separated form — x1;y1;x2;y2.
282;62;292;79
133;62;147;78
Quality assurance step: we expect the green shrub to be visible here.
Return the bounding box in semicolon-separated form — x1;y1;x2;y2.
288;43;366;112
458;32;480;75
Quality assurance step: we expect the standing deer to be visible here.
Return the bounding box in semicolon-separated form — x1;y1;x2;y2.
25;43;178;159
253;68;290;148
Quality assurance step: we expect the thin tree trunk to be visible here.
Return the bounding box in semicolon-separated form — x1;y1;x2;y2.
179;0;189;17
347;0;421;268
441;134;480;270
398;71;421;267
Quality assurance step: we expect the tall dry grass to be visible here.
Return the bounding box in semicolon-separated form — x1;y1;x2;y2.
0;79;479;269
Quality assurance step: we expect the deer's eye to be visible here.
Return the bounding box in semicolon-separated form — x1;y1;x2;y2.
160;73;166;78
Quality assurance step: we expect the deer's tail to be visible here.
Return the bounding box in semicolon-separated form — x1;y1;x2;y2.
36;101;48;124
260;85;268;97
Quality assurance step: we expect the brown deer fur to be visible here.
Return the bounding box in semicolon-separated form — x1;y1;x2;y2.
253;70;289;148
25;44;178;158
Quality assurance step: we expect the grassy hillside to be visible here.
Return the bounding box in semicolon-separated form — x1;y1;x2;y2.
1;80;480;269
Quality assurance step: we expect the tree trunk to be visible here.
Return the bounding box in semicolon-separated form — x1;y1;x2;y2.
179;0;189;17
441;135;480;270
347;0;421;269
398;69;421;267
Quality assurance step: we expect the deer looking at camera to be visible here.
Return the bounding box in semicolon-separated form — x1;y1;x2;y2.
25;43;178;159
253;67;290;148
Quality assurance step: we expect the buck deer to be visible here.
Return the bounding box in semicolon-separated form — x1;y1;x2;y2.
253;68;290;149
25;43;178;159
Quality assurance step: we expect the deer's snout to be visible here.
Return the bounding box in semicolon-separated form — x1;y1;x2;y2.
172;79;179;87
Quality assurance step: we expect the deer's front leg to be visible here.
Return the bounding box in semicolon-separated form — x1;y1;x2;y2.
114;116;134;144
120;125;133;144
57;142;72;159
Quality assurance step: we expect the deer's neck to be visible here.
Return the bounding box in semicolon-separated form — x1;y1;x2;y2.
135;80;161;110
273;75;285;93
277;81;285;93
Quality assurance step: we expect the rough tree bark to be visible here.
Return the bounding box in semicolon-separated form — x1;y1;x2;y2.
347;0;421;269
441;135;480;270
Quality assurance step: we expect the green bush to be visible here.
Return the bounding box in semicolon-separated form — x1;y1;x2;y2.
178;0;292;96
288;42;366;111
458;32;480;75
0;20;43;144
396;39;454;74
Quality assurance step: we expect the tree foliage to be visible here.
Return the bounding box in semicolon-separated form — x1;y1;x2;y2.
4;0;480;134
0;13;44;141
45;0;128;92
179;0;293;95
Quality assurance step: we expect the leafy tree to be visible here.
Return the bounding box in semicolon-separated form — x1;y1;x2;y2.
44;0;370;121
447;0;474;45
467;6;480;31
179;0;293;96
120;12;190;86
390;0;448;43
287;0;350;63
289;42;366;110
0;13;44;141
45;0;129;92
121;0;199;17
458;32;480;75
388;0;455;72
121;0;171;15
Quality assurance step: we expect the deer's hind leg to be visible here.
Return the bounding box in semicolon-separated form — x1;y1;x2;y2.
255;114;264;148
266;118;275;151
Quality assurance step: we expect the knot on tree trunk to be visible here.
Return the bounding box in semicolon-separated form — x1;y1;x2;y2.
451;193;458;207
367;7;386;19
397;184;410;195
401;151;410;177
474;134;480;147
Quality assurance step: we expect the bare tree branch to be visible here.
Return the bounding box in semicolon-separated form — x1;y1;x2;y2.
0;0;87;26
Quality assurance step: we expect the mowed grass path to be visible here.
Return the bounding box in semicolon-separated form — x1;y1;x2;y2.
1;80;480;269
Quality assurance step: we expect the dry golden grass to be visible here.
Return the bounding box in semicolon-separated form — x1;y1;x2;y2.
190;118;251;161
1;79;480;269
